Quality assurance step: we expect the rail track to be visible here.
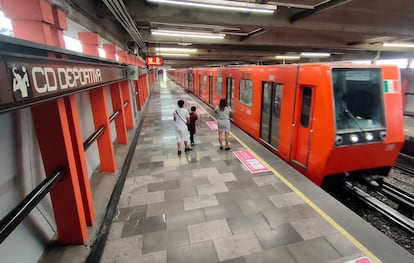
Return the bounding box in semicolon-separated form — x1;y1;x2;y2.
343;181;414;235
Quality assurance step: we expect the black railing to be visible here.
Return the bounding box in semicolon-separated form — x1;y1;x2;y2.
0;168;66;244
0;103;127;244
109;111;120;123
83;126;106;151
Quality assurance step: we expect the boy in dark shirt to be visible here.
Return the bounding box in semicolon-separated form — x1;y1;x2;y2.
188;106;198;146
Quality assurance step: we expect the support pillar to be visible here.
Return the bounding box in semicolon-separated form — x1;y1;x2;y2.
2;0;91;243
32;100;88;244
121;80;134;128
89;88;116;172
51;6;95;226
110;83;128;145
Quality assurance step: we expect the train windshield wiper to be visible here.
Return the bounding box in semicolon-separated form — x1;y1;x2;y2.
344;109;366;133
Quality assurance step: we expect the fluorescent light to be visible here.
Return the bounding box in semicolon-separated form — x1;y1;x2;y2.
155;47;197;52
301;52;331;57
156;53;191;57
152;29;225;39
375;59;408;69
275;55;300;60
147;0;276;13
383;42;414;48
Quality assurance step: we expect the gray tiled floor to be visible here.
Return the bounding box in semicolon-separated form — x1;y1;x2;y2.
100;78;366;263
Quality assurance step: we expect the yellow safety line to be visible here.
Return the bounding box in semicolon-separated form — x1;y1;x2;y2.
232;134;382;263
180;81;383;260
194;98;382;263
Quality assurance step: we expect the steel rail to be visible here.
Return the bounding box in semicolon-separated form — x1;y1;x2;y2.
344;181;414;235
381;182;414;218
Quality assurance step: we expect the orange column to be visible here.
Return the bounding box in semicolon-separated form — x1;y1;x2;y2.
79;33;116;172
110;83;128;144
63;95;95;226
51;6;95;226
121;80;134;128
32;100;88;244
89;88;116;172
104;44;129;141
2;0;89;244
135;77;141;111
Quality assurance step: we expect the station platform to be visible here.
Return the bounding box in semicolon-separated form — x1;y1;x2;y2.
40;77;414;263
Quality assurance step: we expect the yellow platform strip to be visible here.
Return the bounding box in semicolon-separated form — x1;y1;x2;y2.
203;110;382;263
173;82;381;262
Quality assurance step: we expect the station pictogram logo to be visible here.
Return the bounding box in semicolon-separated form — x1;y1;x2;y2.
11;64;31;101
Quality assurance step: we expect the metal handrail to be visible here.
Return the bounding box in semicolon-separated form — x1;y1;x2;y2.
0;100;129;244
0;168;66;244
83;126;106;151
109;110;120;123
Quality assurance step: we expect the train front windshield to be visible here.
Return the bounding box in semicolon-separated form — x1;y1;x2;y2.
332;68;386;145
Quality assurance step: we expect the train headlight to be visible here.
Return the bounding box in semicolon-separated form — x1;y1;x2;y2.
365;132;374;141
350;134;359;143
335;135;343;145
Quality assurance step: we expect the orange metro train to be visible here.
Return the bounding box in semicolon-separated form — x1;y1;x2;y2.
170;63;405;187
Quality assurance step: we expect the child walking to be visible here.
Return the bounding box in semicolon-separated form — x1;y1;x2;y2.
188;106;198;146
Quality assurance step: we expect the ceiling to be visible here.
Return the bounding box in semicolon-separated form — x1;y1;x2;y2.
53;0;414;68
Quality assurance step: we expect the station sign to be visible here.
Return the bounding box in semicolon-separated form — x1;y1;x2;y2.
145;56;163;66
0;56;127;113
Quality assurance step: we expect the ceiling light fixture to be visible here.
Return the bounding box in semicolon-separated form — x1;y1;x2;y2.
151;29;225;39
147;0;276;14
383;42;414;48
156;53;191;57
275;55;300;60
155;47;197;52
300;52;331;57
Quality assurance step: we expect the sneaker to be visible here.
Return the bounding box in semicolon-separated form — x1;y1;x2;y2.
225;147;231;151
178;150;182;155
191;142;195;146
219;146;223;150
185;148;192;152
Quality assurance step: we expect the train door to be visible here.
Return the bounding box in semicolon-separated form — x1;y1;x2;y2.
226;77;234;108
260;82;283;148
188;73;193;93
198;74;202;97
209;75;213;105
291;86;314;167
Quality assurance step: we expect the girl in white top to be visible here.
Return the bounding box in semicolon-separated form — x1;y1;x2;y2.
215;98;232;150
174;99;191;155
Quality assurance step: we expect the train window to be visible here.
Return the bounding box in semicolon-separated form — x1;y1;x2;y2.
203;75;207;90
300;88;312;128
239;79;253;106
273;84;283;118
332;68;385;131
216;76;222;95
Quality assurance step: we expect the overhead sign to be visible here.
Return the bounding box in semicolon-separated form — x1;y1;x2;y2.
0;58;127;113
146;56;163;66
